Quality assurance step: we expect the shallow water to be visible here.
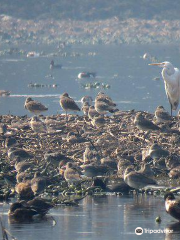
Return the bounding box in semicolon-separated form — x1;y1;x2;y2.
0;43;180;115
1;195;180;240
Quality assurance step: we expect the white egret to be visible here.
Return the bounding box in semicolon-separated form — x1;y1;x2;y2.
149;61;180;116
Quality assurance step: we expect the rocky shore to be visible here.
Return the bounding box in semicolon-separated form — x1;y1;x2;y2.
1;15;180;45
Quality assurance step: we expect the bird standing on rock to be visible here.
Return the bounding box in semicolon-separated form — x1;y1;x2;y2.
30;116;47;133
95;92;117;115
134;112;160;132
60;93;80;124
124;166;157;192
149;61;180;116
155;106;172;123
24;97;48;115
64;162;82;184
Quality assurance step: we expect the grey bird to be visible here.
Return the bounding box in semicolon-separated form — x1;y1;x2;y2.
81;164;109;179
134;112;160;131
88;106;100;120
8;147;33;160
155;106;172;123
30;116;47;133
81;96;93;106
24;97;48;115
81;102;90;116
63;162;81;184
95;92;116;107
60;93;80;123
44;151;72;167
83;145;100;164
124;166;157;190
91;116;105;128
137;164;154;178
95;101;117;115
31;172;46;195
14;157;33;173
148;143;169;159
0;123;7;134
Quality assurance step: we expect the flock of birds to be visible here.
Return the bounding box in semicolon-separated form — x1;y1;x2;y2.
2;61;180;223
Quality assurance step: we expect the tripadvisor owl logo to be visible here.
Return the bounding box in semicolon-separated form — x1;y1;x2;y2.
135;227;143;235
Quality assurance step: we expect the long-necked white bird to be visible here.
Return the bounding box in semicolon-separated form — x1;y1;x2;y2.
149;61;180;116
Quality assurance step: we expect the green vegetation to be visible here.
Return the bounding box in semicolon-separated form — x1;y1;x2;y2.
0;0;180;21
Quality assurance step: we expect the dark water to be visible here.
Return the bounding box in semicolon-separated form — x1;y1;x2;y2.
0;44;180;115
1;195;180;240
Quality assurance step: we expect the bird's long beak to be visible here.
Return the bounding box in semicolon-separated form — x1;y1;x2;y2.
148;63;164;66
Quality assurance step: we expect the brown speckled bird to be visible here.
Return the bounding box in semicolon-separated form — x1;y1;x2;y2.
60;93;80;123
24;97;48;115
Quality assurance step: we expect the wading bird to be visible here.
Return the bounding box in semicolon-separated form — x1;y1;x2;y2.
149;62;180;116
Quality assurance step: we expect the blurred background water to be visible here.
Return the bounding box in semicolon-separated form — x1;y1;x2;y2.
0;43;179;116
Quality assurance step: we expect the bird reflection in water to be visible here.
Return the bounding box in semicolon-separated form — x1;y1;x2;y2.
165;222;180;240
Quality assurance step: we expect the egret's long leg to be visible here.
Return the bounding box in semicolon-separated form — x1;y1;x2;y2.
170;104;172;117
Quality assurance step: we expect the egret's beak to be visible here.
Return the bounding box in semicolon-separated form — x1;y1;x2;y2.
148;63;164;66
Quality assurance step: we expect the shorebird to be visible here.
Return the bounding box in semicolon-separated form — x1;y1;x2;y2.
92;178;132;193
63;162;82;184
31;172;46;195
44;150;72;168
91;115;105;128
14;157;33;173
82;102;90;116
124;166;157;192
137;163;154;178
164;192;180;221
95;100;117;115
148;143;169;159
5;137;17;148
88;106;100;120
95;92;116;107
81;164;109;179
60;93;80;123
15;181;34;200
100;157;117;170
83;144;100;164
134;112;160;132
30;116;47;133
24;97;48;115
165;154;180;170
149;61;180;116
155;106;172;123
81;96;93;106
169;166;180;179
0;123;7;134
8;147;33;160
16;172;31;183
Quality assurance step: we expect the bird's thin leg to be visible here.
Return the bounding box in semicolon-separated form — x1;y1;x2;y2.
170;104;172;117
65;111;68;126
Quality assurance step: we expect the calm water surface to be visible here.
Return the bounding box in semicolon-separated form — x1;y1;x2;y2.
0;195;180;240
0;44;180;115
